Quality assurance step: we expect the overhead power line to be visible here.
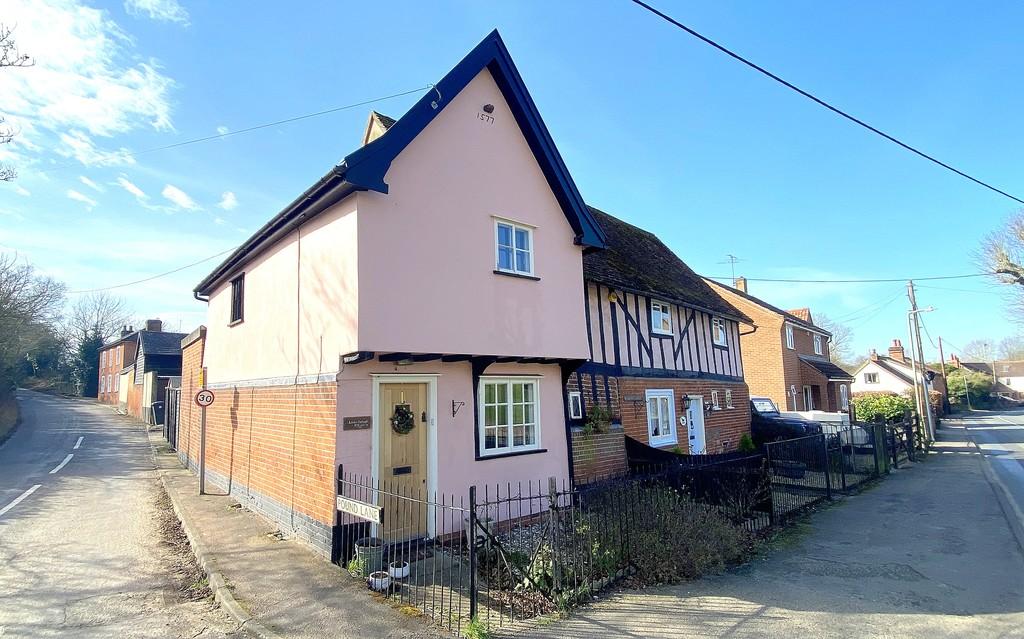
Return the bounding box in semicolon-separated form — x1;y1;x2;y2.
41;86;431;174
627;0;1024;205
704;272;992;284
68;246;237;294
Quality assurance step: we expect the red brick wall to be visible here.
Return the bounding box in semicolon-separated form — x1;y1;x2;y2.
571;429;627;483
178;333;339;537
616;377;751;454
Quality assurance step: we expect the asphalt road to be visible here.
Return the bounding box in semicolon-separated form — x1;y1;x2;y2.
962;408;1024;526
0;390;238;638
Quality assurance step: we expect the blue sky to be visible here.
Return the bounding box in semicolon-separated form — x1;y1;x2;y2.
1;0;1020;362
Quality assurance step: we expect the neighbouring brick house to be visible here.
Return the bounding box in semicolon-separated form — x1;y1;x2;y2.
568;209;754;482
97;326;138;405
178;31;609;556
706;277;853;413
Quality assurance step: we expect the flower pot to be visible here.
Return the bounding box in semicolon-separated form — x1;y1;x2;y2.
388;560;410;579
368;570;391;592
354;537;384;577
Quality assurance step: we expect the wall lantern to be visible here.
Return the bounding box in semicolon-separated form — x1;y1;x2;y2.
607;291;618;303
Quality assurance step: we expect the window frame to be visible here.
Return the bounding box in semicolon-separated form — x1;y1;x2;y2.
864;372;879;384
813;334;823;355
725;389;734;409
644;389;677;446
802;385;814;410
99;375;105;394
839;384;849;410
712;317;728;347
785;324;795;350
230;274;245;325
650;301;672;336
478;377;542;458
114;374;119;392
567;391;583;420
494;218;535;277
711;390;721;410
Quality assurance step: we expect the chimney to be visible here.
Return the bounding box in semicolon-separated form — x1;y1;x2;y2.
888;339;905;363
870;349;878;362
734;276;748;293
120;324;131;338
951;354;961;369
145;319;163;333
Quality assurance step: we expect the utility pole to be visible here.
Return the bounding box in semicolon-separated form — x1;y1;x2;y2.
937;336;948;388
907;281;935;443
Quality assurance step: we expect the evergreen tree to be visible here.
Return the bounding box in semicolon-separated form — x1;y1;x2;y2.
76;325;103;398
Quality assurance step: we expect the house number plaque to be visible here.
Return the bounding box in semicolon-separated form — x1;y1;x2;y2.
342;416;372;431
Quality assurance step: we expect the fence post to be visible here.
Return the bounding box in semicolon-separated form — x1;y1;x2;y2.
548;476;561;594
468;485;478;620
905;420;916;462
820;434;832;500
838;431;847;492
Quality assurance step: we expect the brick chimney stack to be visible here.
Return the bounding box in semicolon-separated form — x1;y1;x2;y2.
888;339;906;363
870;348;878;362
734;276;748;293
120;324;132;338
145;319;162;333
950;354;961;369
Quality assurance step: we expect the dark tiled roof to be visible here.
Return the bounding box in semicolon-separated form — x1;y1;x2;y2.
102;331;139;349
139;331;188;356
704;279;829;336
583;207;751;323
799;355;854;380
964;360;1024;377
873;358;914;385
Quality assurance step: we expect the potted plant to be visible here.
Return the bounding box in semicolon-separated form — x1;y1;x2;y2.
368;570;391;592
388;560;410;579
353;537;384;577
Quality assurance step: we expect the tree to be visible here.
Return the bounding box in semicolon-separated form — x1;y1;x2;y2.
960;339;994;362
0;24;33;182
62;293;130;395
0;253;66;393
814;313;854;366
75;327;103;398
998;335;1024;360
944;366;994;408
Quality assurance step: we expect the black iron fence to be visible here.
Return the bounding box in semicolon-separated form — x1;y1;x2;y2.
333;423;898;636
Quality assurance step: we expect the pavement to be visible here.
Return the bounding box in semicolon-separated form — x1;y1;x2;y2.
0;390;239;638
517;421;1024;638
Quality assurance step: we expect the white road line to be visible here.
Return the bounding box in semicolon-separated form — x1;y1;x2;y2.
0;484;42;517
73;436;83;450
49;454;73;475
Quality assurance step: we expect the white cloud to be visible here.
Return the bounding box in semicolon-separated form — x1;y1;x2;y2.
217;191;238;211
57;131;135;167
115;175;147;200
67;189;97;209
216;125;229;136
161;184;199;210
79;175;104;192
14;185;31;197
0;0;175;153
213;217;226;226
124;0;190;25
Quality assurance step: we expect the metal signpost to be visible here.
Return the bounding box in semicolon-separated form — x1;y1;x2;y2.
194;386;215;495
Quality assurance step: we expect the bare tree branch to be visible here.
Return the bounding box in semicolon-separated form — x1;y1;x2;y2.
980;212;1024;322
0;24;33;68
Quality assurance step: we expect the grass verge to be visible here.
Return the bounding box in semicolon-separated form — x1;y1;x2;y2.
0;392;20;447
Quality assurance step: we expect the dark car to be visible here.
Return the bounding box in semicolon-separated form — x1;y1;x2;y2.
749;396;823;445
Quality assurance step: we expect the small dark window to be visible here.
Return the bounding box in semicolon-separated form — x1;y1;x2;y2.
230;274;245;324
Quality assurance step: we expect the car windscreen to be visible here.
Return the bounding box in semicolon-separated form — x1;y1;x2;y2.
751;398;778;413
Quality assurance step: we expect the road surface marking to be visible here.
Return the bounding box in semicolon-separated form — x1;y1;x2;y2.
49;454;73;475
73;436;83;450
0;484;42;517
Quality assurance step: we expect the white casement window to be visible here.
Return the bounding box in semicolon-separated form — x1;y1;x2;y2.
99;376;105;393
711;390;721;410
725;389;734;408
864;372;879;384
712;317;728;346
495;219;534;276
480;378;540;456
100;351;106;367
813;334;823;355
840;384;849;410
568;391;583;420
107;375;112;393
651;301;672;335
785;324;795;350
114;375;120;392
645;389;676;446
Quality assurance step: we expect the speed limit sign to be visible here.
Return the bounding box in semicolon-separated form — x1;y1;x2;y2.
194;389;215;407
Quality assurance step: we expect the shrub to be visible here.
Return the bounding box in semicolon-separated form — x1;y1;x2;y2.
945;369;994;408
738;433;757;453
583;405;611;435
851;392;914;423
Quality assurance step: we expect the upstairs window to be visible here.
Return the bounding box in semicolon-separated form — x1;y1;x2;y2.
785;324;795;350
813;334;823;355
100;351;106;367
864;372;879;384
230;274;245;324
651;301;672;335
495;220;533;276
712;317;728;346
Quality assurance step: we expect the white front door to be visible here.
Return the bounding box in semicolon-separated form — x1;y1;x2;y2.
685;395;706;454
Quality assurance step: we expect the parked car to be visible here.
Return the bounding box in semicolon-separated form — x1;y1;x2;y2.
749;396;823;445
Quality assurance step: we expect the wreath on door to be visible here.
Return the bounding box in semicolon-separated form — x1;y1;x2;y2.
390;404;416;435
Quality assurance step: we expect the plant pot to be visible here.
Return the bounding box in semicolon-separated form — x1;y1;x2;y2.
388;560;410;579
354;537;384;577
368;570;391;592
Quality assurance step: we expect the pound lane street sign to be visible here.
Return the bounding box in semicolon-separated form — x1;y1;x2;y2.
195;389;215;407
